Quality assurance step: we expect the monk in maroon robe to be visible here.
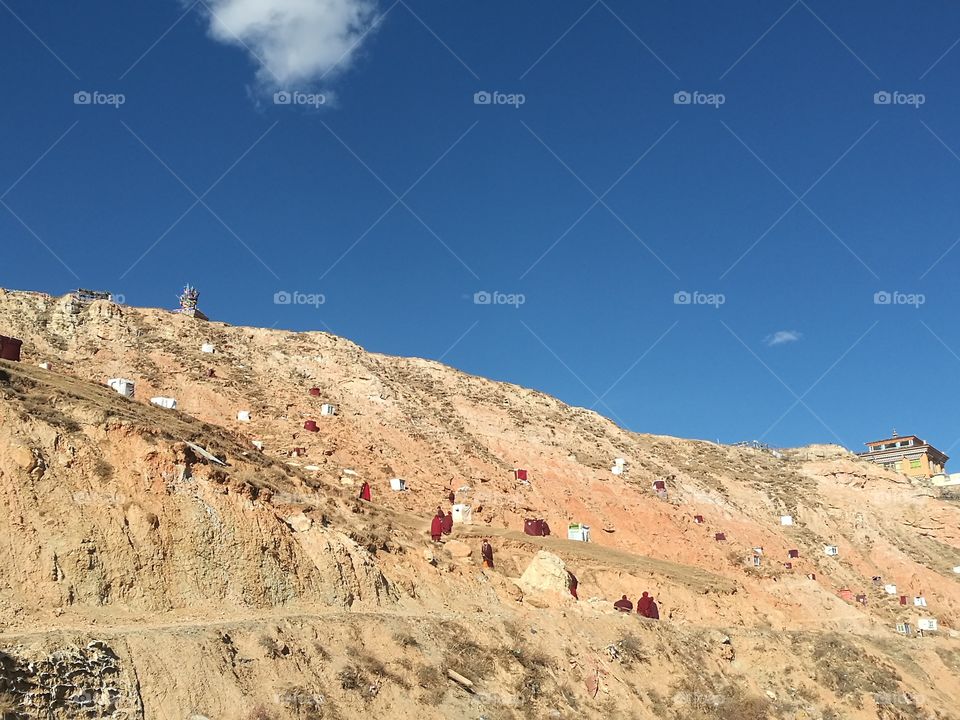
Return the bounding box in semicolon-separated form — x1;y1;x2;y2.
568;572;579;600
647;598;659;620
614;595;633;612
430;514;443;542
481;539;494;568
359;482;371;502
441;512;453;535
636;592;653;617
447;488;455;504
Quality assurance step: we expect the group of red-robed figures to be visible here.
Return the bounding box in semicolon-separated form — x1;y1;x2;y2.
431;507;454;541
613;592;660;619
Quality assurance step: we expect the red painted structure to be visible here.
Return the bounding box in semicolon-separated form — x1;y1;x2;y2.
715;532;726;541
309;388;321;397
514;469;528;482
304;420;318;432
788;549;799;558
693;515;704;524
0;335;23;361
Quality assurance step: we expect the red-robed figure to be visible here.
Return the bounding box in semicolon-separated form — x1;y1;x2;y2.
359;482;371;502
431;512;443;542
481;539;494;568
637;592;659;619
614;595;633;612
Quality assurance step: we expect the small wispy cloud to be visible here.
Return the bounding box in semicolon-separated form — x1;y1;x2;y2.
198;0;381;91
764;330;802;347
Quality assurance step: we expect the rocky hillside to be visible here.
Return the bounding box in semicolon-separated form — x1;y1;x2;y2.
1;287;959;720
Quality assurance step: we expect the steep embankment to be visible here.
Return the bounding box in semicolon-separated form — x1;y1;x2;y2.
0;288;959;719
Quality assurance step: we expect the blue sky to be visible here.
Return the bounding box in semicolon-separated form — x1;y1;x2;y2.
2;1;960;454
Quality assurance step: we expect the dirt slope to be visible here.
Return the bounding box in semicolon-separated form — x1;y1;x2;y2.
0;288;959;720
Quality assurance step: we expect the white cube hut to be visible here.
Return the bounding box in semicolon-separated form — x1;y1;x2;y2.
824;545;839;556
107;378;135;398
237;410;251;422
320;403;337;416
914;596;927;607
567;523;591;542
38;362;51;370
150;397;177;410
780;515;793;526
201;343;215;353
389;477;407;492
917;618;938;632
884;584;897;595
451;504;472;524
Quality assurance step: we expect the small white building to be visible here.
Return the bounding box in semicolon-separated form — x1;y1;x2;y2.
917;618;938;632
930;473;960;487
451;504;472;524
896;623;911;635
320;403;337;416
389;477;407;492
884;584;897;595
824;545;839;556
150;397;177;410
107;378;135;398
780;515;793;526
611;464;624;476
237;410;251;422
568;523;591;542
201;343;215;354
252;440;264;451
914;596;927;607
38;362;51;370
953;566;960;574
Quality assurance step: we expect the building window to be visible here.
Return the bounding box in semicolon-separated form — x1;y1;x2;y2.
910;459;921;469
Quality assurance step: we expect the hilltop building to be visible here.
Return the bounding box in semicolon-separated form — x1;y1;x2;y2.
858;431;948;478
176;285;208;321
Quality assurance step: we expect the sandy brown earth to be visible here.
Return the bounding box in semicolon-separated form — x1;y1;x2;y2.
0;288;959;719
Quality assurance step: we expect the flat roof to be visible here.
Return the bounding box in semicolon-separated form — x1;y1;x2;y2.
865;435;922;446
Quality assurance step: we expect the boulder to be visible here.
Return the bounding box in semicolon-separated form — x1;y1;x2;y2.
286;513;312;533
446;540;472;559
517;551;571;597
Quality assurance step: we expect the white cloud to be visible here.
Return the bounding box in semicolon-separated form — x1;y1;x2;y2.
765;330;802;347
200;0;380;89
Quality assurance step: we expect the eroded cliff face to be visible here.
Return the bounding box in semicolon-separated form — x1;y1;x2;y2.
0;289;959;720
